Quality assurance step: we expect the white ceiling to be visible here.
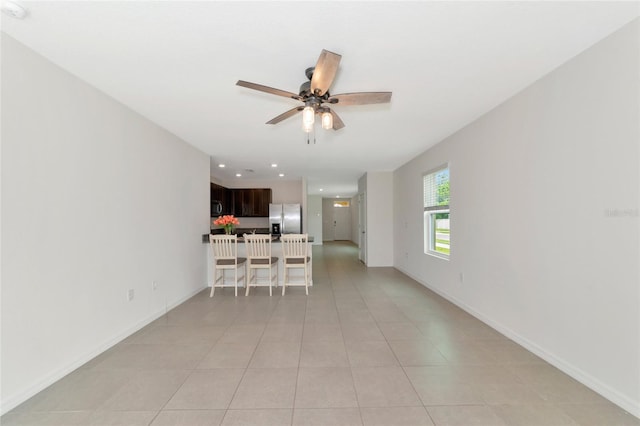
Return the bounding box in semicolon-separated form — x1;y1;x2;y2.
2;1;638;197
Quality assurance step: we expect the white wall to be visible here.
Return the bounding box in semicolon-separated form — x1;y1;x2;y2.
321;198;334;241
364;172;394;267
1;35;210;414
393;20;639;416
358;175;368;263
307;195;323;245
301;177;308;234
350;194;359;245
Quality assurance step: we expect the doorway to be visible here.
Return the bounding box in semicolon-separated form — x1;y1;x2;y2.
321;198;352;241
358;192;367;263
333;201;351;240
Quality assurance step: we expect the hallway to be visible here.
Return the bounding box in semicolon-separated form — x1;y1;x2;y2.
2;242;638;425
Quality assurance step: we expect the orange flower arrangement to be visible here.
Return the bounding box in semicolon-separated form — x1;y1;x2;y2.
214;215;240;234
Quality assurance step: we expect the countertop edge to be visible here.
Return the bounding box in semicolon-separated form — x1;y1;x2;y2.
202;234;314;243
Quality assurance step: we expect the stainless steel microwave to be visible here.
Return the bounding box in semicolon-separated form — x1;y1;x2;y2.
211;200;223;216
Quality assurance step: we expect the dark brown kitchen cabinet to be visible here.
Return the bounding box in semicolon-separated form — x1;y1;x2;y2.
211;183;272;217
233;189;251;217
251;189;269;216
232;188;272;217
210;183;232;216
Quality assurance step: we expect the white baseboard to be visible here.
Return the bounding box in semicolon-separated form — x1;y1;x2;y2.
395;266;640;420
0;286;206;416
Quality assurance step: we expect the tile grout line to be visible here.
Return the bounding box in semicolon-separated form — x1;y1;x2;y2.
218;301;271;423
349;253;436;425
147;296;244;425
289;288;309;426
331;250;366;426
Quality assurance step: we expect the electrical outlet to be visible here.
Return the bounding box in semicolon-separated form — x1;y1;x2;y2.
127;289;135;301
152;281;158;291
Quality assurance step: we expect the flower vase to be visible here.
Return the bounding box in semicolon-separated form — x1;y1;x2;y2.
214;215;239;235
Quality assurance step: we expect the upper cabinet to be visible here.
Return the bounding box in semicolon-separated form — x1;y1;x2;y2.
233;188;272;217
232;189;250;217
251;189;271;217
211;183;272;217
210;183;233;216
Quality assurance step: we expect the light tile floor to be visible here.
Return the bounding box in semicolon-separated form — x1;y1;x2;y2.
3;242;639;426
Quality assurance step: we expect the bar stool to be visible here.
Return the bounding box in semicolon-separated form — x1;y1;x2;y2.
209;234;246;297
244;234;279;296
280;234;310;295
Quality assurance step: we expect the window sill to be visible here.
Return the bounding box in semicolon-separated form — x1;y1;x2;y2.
426;251;449;261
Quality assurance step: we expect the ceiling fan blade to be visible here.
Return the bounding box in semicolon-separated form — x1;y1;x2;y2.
236;80;302;101
310;49;341;96
266;106;304;124
330;110;345;130
328;92;392;106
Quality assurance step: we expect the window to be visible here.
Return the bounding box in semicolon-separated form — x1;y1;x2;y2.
333;200;350;208
423;166;450;257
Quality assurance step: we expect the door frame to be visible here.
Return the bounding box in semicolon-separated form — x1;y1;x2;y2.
358;192;367;264
333;201;351;241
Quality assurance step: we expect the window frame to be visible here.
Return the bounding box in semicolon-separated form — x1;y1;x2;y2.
423;164;450;259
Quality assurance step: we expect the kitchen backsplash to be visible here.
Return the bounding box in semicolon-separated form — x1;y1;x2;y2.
211;217;268;229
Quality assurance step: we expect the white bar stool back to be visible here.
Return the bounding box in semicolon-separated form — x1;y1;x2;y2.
209;234;246;297
244;234;279;296
280;233;310;295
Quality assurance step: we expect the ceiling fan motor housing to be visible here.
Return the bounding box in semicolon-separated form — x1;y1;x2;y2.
299;81;311;96
300;82;330;112
305;67;315;80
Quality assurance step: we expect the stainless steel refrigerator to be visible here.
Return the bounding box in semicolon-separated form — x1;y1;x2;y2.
269;204;301;235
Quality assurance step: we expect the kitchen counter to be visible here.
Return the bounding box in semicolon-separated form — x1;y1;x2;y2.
202;234;314;243
203;233;314;288
210;227;270;235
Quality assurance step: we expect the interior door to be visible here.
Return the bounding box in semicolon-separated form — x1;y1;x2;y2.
358;193;367;263
333;204;351;240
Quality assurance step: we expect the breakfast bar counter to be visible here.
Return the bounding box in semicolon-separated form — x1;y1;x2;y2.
203;234;314;290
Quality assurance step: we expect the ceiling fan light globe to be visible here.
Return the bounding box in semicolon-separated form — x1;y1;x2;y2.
302;106;315;125
302;120;314;133
321;111;333;130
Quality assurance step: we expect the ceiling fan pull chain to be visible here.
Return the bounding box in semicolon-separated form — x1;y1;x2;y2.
305;124;317;145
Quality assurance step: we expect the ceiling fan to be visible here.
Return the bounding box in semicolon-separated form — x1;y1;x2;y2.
236;49;392;131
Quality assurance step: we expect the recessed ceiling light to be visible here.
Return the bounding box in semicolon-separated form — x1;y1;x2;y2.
279;173;284;177
271;163;278;168
1;1;27;19
319;188;323;192
235;173;242;177
336;195;340;198
218;164;225;168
